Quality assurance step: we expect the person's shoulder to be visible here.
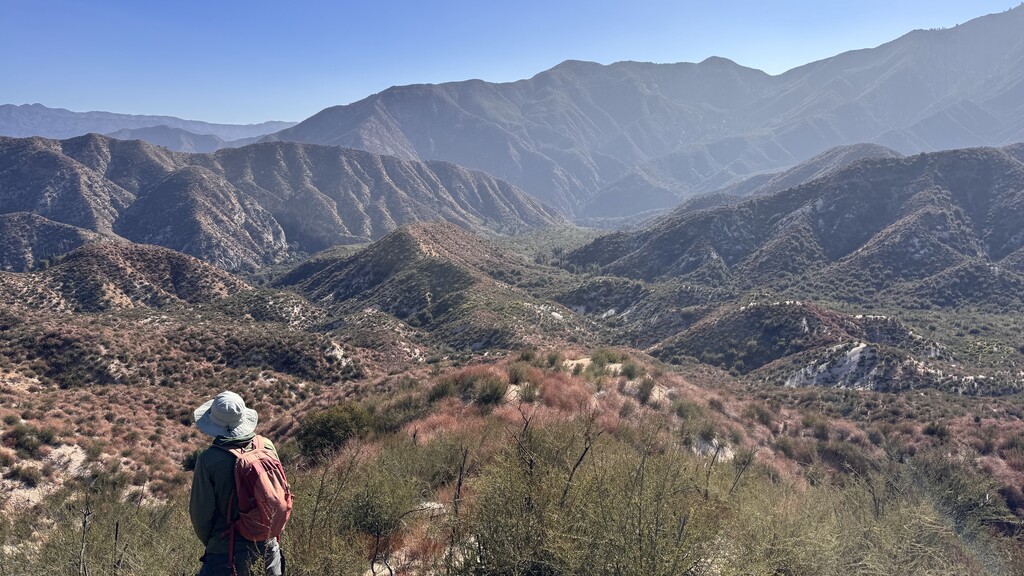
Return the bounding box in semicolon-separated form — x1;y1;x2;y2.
197;443;235;466
257;435;281;458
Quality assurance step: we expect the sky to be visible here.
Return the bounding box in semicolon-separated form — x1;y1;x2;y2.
2;0;1021;124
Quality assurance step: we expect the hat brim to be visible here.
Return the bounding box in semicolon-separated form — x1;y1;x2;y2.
194;398;258;438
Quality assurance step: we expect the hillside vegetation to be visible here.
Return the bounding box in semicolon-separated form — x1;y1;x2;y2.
4;350;1024;575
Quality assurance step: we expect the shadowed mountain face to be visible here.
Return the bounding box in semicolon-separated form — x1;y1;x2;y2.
568;146;1024;308
0;134;565;271
266;7;1024;218
0;212;101;271
0;103;295;141
582;143;906;226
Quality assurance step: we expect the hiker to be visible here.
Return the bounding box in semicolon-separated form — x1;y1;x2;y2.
190;391;292;576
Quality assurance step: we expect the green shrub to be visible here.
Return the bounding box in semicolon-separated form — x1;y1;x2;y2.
271;439;301;468
590;348;625;366
340;465;419;553
1000;432;1024;452
5;465;42;487
637;377;655;405
813;422;831;441
774;436;797;460
585;348;621;378
181;448;203;471
519;382;539;403
296;403;370;461
507;362;531;385
2;423;57;458
698;420;717;443
923;422;950;441
745;403;775;428
427;379;456;402
817;441;873;475
867;428;885;446
729;427;745;445
476;378;509;406
384;435;467;490
369;394;428;435
673;399;705;421
620;362;644;380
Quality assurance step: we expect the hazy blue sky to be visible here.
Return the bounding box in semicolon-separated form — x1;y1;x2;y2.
2;1;1020;124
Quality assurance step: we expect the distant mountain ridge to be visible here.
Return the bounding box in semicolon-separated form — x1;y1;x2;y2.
0;134;565;271
583;143;906;225
265;6;1024;219
626;143;904;221
106;125;247;153
0;103;295;141
568;145;1024;310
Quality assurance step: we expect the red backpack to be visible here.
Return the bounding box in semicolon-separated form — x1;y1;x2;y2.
215;436;293;565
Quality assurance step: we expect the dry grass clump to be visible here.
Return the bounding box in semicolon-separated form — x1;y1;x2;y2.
538;371;592;411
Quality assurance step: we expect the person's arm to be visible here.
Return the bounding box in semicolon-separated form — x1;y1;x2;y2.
189;449;216;545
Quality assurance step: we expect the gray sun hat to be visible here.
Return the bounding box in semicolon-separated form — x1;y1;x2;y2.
193;391;258;438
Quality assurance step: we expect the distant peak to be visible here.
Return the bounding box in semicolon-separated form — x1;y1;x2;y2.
548;59;603;73
554;59;600;67
699;56;739;67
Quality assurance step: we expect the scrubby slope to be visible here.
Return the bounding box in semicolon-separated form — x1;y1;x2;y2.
0;241;250;312
278;222;593;351
0;212;101;272
570;146;1024;308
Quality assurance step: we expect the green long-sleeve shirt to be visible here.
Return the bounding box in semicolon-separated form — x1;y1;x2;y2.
188;433;280;554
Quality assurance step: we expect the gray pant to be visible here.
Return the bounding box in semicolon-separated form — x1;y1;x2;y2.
198;538;284;576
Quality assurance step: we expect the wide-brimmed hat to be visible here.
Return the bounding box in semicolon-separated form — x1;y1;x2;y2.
194;391;258;438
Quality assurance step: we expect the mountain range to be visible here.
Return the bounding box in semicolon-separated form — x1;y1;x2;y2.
1;138;1022;398
0;103;295;141
260;6;1024;219
0;134;564;271
0;7;1021;395
5;8;1022;224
